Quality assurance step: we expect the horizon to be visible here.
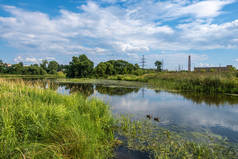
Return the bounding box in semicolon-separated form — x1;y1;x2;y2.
0;0;238;70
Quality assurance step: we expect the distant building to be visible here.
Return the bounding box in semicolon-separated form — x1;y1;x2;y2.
194;65;233;72
7;64;12;67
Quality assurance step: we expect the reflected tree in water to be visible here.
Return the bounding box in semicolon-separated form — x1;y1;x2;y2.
96;85;139;96
153;90;238;106
59;83;94;97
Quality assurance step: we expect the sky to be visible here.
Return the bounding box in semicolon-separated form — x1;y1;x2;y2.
0;0;238;70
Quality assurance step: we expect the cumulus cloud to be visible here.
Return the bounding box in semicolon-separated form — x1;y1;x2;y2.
0;0;237;67
14;56;56;64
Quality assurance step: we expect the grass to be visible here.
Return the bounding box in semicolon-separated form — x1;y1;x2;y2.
0;79;115;159
0;73;66;79
1;78;238;158
57;78;145;88
107;72;238;94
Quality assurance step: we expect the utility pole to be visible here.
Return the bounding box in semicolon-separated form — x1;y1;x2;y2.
141;55;146;69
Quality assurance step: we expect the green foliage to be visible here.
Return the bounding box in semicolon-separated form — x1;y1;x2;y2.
40;60;48;71
154;60;162;72
94;60;140;77
95;62;108;77
56;71;66;78
48;61;59;74
0;79;115;159
0;59;65;75
107;72;238;94
66;55;94;78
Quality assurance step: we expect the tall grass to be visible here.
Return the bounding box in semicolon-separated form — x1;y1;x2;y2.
108;72;238;94
0;79;115;159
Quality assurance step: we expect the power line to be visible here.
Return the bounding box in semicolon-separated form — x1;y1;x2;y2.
140;55;146;69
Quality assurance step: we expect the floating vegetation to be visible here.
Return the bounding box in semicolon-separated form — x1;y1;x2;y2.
117;116;238;159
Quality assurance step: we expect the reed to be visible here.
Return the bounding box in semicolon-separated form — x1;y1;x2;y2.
0;79;115;159
107;72;238;94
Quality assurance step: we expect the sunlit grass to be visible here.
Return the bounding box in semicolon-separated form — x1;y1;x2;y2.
0;79;115;159
107;72;238;94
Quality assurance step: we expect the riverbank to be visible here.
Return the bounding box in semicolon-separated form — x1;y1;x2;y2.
57;78;146;88
0;79;237;158
107;72;238;94
0;73;65;79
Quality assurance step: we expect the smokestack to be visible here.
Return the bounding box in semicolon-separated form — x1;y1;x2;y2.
188;55;191;72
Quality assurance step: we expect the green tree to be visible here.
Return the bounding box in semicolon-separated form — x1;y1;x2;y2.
48;61;59;74
40;60;48;72
155;60;163;72
66;54;94;78
95;62;107;77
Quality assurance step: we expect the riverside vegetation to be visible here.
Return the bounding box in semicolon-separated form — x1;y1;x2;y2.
2;54;238;94
0;79;238;158
0;79;115;159
107;72;238;94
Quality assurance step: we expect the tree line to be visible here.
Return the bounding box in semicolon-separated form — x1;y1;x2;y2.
0;60;66;75
0;54;163;77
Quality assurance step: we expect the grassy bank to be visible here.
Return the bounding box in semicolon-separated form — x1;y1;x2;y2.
108;72;238;94
57;78;146;88
0;73;66;79
0;79;115;159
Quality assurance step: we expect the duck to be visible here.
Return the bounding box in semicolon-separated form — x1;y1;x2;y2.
154;117;160;122
146;114;152;119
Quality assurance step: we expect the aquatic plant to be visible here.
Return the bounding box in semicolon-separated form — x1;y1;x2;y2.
117;116;238;159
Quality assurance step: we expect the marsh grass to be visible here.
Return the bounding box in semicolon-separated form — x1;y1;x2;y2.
57;78;145;88
108;72;238;94
0;79;115;159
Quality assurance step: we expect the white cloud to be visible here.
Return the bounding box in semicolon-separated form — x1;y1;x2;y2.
0;1;237;67
14;56;56;64
127;0;235;21
25;57;39;63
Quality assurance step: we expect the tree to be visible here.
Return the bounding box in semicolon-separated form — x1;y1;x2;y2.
155;60;162;72
95;62;107;77
48;61;59;74
66;54;94;78
40;60;48;72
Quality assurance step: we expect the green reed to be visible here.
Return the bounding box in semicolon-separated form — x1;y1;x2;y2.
0;79;115;159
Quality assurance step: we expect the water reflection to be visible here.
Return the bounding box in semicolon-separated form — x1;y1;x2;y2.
59;83;94;97
56;82;238;106
154;90;238;106
13;79;238;142
178;92;238;106
96;85;139;96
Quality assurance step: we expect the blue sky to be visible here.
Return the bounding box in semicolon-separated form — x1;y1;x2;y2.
0;0;238;70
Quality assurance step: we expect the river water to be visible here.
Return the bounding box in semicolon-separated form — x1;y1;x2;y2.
56;82;238;144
